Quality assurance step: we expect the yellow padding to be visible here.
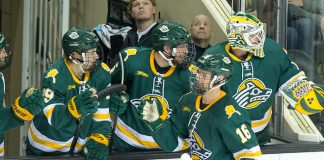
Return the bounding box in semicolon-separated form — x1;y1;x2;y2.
68;97;81;119
89;133;109;146
295;89;323;115
12;97;34;121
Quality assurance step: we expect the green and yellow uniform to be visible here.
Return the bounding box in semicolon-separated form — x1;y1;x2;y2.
111;47;190;151
151;92;262;160
26;58;111;155
212;38;322;144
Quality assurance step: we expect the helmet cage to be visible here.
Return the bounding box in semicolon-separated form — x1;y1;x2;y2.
0;34;12;69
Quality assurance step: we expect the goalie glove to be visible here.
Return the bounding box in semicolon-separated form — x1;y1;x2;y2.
280;79;324;115
137;99;166;131
12;87;45;121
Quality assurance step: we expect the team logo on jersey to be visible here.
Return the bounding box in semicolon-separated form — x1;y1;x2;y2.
182;106;191;112
136;70;149;78
225;105;241;119
131;94;172;119
188;131;212;160
123;48;138;62
233;78;272;109
45;69;59;83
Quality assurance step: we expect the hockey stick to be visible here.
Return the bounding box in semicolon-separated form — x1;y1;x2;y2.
107;52;125;152
69;84;127;153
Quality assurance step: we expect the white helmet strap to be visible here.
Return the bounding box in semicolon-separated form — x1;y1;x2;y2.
158;50;175;67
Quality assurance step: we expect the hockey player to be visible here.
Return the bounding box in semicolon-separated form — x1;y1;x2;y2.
25;27;111;160
209;12;324;144
0;33;45;156
137;48;262;160
110;21;196;151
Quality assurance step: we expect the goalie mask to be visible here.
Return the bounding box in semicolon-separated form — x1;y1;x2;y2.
226;12;266;58
152;21;196;67
190;47;232;94
62;27;100;73
0;33;13;69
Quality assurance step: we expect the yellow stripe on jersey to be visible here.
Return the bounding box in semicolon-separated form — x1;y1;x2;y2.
28;122;87;153
116;122;159;148
29;126;71;149
233;146;262;160
225;44;253;62
234;150;262;160
64;59;90;84
0;141;4;156
43;104;56;125
93;108;110;122
251;107;272;133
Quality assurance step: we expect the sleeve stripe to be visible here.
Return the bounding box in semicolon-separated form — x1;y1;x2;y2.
43;103;64;125
233;146;262;160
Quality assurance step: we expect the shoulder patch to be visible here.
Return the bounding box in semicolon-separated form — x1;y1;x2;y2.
46;69;59;83
182;106;191;112
101;63;110;72
126;48;137;56
225;105;241;119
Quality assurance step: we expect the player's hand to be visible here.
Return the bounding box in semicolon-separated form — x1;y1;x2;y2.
137;99;165;130
83;139;108;160
109;92;129;115
12;87;45;121
68;90;98;119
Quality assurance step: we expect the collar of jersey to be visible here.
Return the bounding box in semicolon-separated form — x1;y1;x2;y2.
64;59;90;84
150;51;176;78
195;91;226;112
225;43;253;62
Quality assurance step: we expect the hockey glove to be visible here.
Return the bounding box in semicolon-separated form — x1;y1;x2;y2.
280;79;324;115
12;87;45;121
109;92;129;115
83;134;109;160
68;90;99;119
137;99;166;130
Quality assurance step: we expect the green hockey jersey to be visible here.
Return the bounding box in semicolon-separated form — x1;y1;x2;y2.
212;38;305;144
26;58;111;155
152;91;262;160
0;73;26;156
111;47;191;151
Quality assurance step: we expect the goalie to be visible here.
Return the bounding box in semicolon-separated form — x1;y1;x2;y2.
204;12;324;145
137;48;262;160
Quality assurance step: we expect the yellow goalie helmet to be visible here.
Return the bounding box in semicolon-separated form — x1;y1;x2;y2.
226;12;266;58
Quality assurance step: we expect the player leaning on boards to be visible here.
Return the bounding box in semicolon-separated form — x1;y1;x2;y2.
110;21;196;151
209;12;324;145
0;33;45;156
138;48;262;160
25;27;112;160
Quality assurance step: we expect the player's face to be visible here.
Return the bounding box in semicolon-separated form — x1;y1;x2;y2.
131;0;156;21
82;48;99;71
0;47;10;68
171;44;189;65
196;69;212;92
